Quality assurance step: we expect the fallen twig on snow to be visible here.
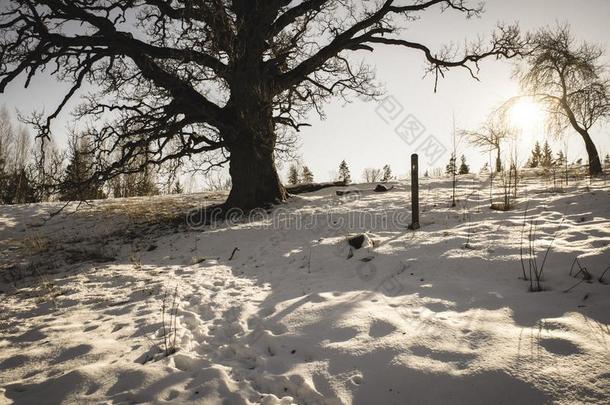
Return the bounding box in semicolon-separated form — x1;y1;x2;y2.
599;267;610;284
229;247;240;261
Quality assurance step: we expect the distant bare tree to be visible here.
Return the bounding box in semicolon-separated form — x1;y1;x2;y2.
516;24;610;175
205;172;232;192
0;107;13;202
461;114;516;173
0;110;36;204
0;107;12;160
12;126;30;173
0;0;528;209
362;168;382;183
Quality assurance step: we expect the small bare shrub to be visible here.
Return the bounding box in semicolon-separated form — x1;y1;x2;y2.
564;257;593;292
362;168;383;183
161;286;179;356
520;215;564;292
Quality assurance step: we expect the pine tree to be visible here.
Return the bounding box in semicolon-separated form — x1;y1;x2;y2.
59;135;104;201
301;166;314;184
458;154;470;175
338;160;351;184
529;141;542;168
423;170;429;178
555;150;565;167
541;140;553;168
381;164;392;182
445;153;457;176
604;153;610;167
288;164;300;185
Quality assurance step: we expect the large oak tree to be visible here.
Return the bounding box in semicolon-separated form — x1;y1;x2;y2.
0;0;527;209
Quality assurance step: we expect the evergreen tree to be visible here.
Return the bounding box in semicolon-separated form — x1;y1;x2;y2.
59;135;105;201
423;170;429;178
529;141;542;168
301;166;314;184
445;153;457;176
381;164;392;182
555;150;566;167
458;154;470;175
604;153;610;167
541;140;553;168
480;162;490;174
338;160;351;184
287;164;300;185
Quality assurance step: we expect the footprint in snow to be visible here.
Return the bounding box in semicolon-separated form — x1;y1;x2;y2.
307;293;327;303
326;327;359;343
539;338;582;356
368;320;397;338
111;323;128;333
410;345;476;370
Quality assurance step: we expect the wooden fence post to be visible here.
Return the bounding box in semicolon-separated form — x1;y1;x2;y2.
409;153;420;230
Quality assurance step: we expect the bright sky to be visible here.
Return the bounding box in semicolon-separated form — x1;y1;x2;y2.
297;0;610;181
1;0;609;186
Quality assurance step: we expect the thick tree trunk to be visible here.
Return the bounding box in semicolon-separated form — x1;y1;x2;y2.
222;7;290;210
579;129;603;176
222;93;287;209
225;140;287;210
560;99;603;176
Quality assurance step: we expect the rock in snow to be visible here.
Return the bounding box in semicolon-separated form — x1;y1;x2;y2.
347;233;368;249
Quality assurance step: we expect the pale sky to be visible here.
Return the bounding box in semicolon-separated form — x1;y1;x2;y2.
297;0;610;181
1;0;609;186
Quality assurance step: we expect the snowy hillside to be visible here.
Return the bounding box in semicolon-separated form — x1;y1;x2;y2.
1;176;609;404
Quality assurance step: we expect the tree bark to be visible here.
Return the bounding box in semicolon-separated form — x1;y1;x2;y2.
223;92;288;210
495;147;502;173
560;99;604;176
579;129;603;176
224;140;287;210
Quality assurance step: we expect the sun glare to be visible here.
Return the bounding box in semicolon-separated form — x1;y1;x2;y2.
509;98;545;133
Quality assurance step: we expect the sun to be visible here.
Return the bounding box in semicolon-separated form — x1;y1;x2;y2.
509;97;545;134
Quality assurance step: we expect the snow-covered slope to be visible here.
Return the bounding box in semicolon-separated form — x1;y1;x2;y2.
1;176;609;404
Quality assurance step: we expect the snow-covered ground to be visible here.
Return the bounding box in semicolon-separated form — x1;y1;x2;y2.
0;175;609;404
